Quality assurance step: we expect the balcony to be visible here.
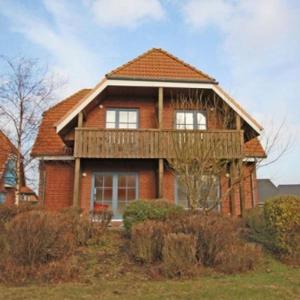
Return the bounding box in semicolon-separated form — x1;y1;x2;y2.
74;128;243;159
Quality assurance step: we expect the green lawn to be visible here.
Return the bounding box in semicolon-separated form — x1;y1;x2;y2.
0;230;299;300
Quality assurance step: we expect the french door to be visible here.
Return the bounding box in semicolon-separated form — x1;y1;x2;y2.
92;173;138;219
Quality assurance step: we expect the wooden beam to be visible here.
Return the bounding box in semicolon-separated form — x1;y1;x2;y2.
78;111;83;127
73;112;83;207
158;159;164;198
229;160;237;216
235;113;245;216
238;159;245;216
236;114;241;130
158;87;163;129
73;158;81;207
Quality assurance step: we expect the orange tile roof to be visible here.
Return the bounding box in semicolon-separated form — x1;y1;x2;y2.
244;138;266;158
0;130;18;179
20;186;36;194
106;48;216;83
31;89;91;157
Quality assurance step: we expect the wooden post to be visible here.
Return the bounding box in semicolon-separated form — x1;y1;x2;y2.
73;112;83;207
229;160;237;216
158;87;164;198
158;159;164;199
236;114;245;216
158;87;163;129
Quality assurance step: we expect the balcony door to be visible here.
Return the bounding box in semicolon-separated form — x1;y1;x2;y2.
92;173;138;220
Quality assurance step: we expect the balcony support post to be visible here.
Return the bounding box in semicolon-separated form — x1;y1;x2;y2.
236;114;245;216
229;160;237;216
158;87;164;198
73;112;83;208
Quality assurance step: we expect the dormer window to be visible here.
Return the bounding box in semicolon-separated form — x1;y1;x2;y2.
175;110;207;130
106;109;138;129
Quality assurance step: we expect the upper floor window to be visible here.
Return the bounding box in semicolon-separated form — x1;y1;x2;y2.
106;109;138;129
175;110;207;130
3;158;16;187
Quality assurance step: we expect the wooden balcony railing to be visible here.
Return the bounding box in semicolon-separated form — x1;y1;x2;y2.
74;128;243;159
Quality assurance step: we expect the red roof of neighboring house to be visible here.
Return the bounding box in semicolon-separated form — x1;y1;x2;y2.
106;48;216;83
244;138;266;158
19;186;35;194
31;89;91;157
0;130;18;179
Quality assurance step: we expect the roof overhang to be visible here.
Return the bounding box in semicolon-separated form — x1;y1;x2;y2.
56;78;263;134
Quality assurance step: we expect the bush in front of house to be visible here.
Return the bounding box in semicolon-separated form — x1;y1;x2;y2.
130;220;169;263
0;206;110;284
123;199;184;232
162;233;198;277
6;210;76;266
245;195;300;264
130;212;262;277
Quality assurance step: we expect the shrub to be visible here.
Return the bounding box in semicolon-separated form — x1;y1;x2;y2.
0;202;39;228
244;207;277;251
123;199;184;232
6;210;76;266
194;214;243;266
0;256;81;285
214;242;262;274
162;233;198;277
264;195;300;261
0;204;18;225
129;212;262;276
245;196;300;264
130;220;168;263
60;207;111;246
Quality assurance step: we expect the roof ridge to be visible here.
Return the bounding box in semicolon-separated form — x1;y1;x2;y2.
45;88;92;115
106;48;216;82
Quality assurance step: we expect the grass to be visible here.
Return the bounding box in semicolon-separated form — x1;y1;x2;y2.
0;230;299;300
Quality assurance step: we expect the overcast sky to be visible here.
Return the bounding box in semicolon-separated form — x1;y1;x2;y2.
0;0;299;185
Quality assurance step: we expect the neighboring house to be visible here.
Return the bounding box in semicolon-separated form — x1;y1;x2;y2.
32;48;265;220
0;130;37;204
258;179;300;204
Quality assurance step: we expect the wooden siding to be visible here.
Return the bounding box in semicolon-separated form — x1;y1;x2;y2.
74;128;243;159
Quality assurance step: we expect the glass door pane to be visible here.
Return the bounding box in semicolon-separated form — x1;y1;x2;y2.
93;174;113;213
116;174;137;219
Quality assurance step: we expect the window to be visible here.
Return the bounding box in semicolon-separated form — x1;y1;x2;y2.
106;109;138;129
93;173;138;219
176;175;220;209
3;159;16;187
117;174;137;217
175;110;206;130
0;193;5;204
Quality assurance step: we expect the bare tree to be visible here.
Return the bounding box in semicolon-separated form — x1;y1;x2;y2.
167;90;290;215
167;90;235;211
0;56;62;205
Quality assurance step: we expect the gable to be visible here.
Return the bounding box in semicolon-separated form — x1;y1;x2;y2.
107;48;216;83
